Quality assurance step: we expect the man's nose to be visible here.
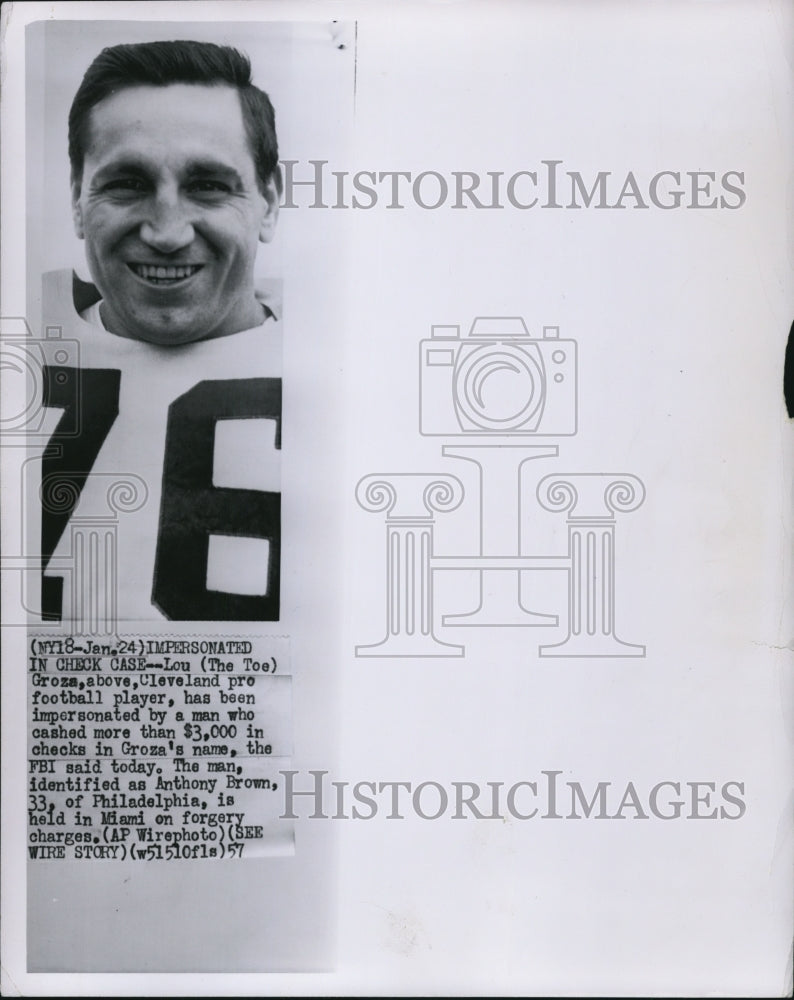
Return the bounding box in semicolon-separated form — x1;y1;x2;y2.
139;193;194;253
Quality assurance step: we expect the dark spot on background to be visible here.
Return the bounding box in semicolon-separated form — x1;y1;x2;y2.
785;320;794;418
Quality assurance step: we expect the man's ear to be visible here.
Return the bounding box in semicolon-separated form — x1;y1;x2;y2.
71;177;85;240
258;174;280;243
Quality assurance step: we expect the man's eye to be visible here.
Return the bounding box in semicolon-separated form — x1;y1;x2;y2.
188;180;231;196
102;178;148;196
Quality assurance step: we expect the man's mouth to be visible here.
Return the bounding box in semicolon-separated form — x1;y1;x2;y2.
128;263;204;286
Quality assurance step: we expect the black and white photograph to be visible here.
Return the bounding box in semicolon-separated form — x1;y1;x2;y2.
28;25;291;626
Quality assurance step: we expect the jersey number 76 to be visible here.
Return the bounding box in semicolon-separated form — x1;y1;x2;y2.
41;366;281;622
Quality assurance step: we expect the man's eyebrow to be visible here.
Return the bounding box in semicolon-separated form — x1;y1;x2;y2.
89;159;245;185
90;159;152;182
183;161;244;184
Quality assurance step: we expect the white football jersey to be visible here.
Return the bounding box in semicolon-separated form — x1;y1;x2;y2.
35;269;282;626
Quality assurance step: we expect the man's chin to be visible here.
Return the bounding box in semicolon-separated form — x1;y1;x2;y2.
98;287;262;345
129;324;214;347
131;328;211;347
103;304;218;346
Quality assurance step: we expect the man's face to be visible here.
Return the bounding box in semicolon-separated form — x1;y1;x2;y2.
71;83;279;345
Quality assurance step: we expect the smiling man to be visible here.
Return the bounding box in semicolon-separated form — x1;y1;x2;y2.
71;76;279;345
39;41;283;623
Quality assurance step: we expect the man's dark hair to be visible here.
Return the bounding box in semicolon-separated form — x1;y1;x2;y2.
69;39;281;194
